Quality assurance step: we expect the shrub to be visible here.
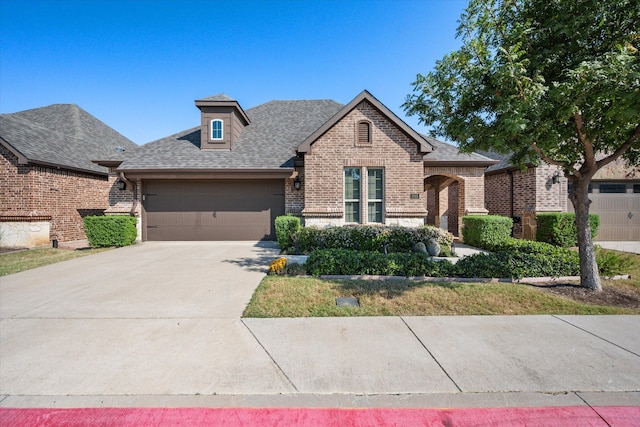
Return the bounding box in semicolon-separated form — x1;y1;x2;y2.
83;216;137;248
596;248;637;276
275;215;301;252
268;257;288;275
536;213;600;247
462;216;513;250
455;250;580;279
305;249;454;277
295;224;454;255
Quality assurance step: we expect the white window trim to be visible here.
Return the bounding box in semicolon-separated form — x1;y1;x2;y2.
367;168;384;224
210;119;224;141
344;167;361;224
344;167;385;224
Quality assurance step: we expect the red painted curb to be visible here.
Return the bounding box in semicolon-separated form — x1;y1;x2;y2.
1;406;639;426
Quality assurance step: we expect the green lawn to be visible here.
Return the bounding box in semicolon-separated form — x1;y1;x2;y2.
244;272;640;318
0;247;111;276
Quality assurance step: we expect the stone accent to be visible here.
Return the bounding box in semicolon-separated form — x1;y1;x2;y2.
0;221;50;248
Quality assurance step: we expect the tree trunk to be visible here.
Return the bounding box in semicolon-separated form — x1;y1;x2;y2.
569;178;602;292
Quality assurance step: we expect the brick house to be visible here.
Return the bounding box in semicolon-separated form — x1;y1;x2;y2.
0;104;137;247
102;90;496;241
483;152;640;241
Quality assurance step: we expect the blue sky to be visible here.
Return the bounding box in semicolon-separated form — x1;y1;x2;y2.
0;0;467;144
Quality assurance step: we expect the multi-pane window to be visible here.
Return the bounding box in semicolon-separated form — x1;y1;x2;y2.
211;119;223;140
368;168;383;223
344;167;384;224
344;168;361;223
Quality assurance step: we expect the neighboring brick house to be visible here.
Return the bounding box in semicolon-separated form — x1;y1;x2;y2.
101;90;496;241
483;152;640;241
0;104;137;247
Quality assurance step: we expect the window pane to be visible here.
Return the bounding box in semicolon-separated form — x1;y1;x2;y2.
345;168;360;200
634;184;640;194
368;169;383;200
346;202;360;223
599;183;626;193
211;120;223;139
368;202;382;223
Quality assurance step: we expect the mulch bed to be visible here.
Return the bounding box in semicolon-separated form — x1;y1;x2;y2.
535;283;640;309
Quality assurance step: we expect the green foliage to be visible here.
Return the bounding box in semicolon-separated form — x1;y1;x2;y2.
536;213;600;247
462;216;512;250
83;216;137;248
305;249;454;277
274;215;301;252
294;225;453;256
455;251;580;279
596;248;638;276
403;0;639;289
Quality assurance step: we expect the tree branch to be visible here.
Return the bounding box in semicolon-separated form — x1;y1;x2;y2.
596;121;640;169
531;142;580;177
574;112;597;170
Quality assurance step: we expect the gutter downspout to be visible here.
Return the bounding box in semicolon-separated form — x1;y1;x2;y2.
118;172;138;217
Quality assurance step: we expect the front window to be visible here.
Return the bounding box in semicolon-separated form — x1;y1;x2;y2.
368;168;383;223
345;168;361;223
211;119;223;140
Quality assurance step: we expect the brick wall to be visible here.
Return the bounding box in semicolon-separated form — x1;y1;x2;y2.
302;100;426;225
1;144;114;242
485;165;567;238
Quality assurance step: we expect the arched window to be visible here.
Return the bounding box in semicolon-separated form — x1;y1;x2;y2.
357;121;371;144
211;119;223;140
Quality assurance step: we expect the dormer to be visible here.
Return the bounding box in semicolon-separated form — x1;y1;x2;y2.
195;94;250;150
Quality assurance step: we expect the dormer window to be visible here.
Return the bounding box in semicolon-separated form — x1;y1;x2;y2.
211;119;223;140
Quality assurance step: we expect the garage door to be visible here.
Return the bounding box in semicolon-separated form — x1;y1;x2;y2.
143;180;285;241
568;182;640;241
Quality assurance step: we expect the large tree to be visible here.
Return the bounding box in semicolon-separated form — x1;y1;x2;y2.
404;0;639;291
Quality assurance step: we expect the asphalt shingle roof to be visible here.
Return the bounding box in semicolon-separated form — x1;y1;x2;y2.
119;99;344;170
422;136;497;165
0;104;137;175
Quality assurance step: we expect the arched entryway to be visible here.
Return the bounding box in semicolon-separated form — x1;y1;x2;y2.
424;174;464;236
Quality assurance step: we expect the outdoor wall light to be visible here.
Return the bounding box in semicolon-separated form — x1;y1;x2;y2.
552;171;562;184
116;179;127;191
293;176;302;190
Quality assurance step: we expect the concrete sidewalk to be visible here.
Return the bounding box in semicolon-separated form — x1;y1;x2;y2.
1;242;639;409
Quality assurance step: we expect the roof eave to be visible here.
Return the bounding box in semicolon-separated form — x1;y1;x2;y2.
424;160;500;167
118;168;294;180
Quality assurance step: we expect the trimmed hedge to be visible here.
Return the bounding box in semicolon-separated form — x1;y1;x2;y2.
83;216;137;248
305;249;455;277
275;215;301;251
304;247;579;279
292;225;454;256
536;213;600;247
461;215;512;250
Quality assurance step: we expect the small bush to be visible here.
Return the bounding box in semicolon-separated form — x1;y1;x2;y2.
305;249;454;277
83;216;137;248
268;257;288;275
462;216;513;249
455;250;580;279
536;213;600;247
275;215;301;252
294;225;453;255
596;248;637;276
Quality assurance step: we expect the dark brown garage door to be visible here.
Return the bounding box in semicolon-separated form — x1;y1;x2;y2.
143;180;285;241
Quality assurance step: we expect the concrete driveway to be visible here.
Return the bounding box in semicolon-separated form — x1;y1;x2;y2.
0;242;294;397
2;241;639;409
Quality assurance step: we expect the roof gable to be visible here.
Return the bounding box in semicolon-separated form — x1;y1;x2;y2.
296;90;433;154
0;104;137;175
